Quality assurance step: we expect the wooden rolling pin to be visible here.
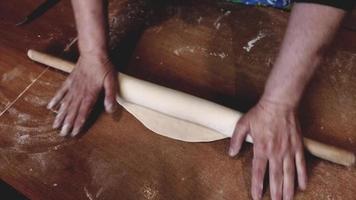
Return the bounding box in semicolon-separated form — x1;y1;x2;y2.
27;49;355;167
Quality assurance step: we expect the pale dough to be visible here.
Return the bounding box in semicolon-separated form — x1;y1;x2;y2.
118;97;226;142
116;73;253;143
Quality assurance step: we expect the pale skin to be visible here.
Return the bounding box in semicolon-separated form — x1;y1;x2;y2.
47;1;346;199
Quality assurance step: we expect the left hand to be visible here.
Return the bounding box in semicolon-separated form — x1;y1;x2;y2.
228;99;307;200
47;54;118;137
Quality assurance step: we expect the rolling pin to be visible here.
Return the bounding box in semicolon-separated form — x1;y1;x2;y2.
27;49;355;167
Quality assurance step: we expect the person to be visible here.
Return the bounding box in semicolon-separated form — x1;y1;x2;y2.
47;0;354;199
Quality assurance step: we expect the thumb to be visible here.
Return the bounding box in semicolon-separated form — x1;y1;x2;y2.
103;71;118;113
229;116;249;157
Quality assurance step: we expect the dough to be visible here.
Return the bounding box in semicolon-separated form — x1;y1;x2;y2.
116;73;253;143
118;97;226;142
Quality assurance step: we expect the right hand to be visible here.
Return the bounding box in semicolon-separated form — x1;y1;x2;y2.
229;99;307;200
47;53;118;137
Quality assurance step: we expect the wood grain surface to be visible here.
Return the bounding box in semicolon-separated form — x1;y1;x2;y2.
0;0;355;199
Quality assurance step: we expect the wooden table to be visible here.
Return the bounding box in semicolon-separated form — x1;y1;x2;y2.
1;1;355;199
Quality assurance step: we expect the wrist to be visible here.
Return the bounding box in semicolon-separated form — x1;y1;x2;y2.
79;48;110;62
259;95;298;111
78;51;112;71
79;46;108;57
78;37;108;59
262;78;304;109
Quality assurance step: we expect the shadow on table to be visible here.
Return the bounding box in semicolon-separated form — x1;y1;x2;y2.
0;180;28;200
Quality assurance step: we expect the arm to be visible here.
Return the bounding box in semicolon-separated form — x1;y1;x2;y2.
229;3;346;200
263;3;346;107
48;0;118;136
72;0;109;58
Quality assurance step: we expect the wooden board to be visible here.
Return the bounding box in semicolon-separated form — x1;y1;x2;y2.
0;0;355;199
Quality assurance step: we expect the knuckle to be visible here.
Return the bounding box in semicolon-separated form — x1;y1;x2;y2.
64;114;75;124
61;98;71;107
253;144;265;155
56;110;66;120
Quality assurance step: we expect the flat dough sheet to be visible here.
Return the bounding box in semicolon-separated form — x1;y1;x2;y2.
117;97;227;142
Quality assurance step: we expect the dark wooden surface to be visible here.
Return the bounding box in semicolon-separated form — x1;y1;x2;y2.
0;1;355;199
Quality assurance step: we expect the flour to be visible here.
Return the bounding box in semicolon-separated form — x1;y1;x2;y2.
84;187;95;200
173;46;228;59
24;94;48;107
1;67;23;83
0;91;10;104
215;22;221;30
95;187;104;198
197;16;203;24
243;31;266;52
86;151;127;199
0;68;48;117
8;108;32;124
213;10;231;29
142;183;158;200
18;134;30;144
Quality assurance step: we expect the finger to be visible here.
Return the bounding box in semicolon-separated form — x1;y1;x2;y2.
251;154;268;200
47;79;71;109
71;94;97;137
269;159;283;200
295;149;307;190
53;94;72;129
229;118;249;156
60;95;82;137
103;72;118;113
283;155;295;200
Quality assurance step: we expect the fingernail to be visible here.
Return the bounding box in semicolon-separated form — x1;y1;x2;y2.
47;100;54;109
228;148;237;157
300;183;307;191
71;128;80;137
60;124;70;137
53;122;58;129
106;103;117;113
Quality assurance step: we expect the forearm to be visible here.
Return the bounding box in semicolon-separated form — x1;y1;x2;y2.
262;3;346;107
71;0;108;57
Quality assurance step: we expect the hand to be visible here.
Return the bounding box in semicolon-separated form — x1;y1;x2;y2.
47;54;118;137
229;99;307;200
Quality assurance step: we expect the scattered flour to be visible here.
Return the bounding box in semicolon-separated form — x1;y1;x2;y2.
1;67;23;83
215;22;221;30
83;186;103;200
18;134;30;144
95;187;104;198
24;94;48;107
8;108;32;124
142;183;158;200
197;16;203;24
213;10;231;30
173;46;228;59
84;187;95;200
243;31;266;52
